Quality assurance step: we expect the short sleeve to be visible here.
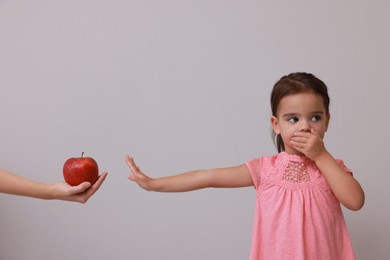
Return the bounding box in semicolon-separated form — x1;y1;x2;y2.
336;159;353;175
246;158;262;189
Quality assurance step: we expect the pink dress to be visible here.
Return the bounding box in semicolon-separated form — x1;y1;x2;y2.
246;152;355;260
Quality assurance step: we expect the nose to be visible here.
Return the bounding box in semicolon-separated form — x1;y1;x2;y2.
299;120;311;132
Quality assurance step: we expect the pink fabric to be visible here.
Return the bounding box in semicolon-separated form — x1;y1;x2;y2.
246;152;355;260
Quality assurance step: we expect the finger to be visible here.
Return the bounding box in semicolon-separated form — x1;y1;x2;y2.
291;143;305;150
293;131;311;138
124;154;132;166
290;136;308;144
72;182;92;193
82;172;108;199
63;182;91;196
91;172;108;189
125;155;140;174
124;155;136;169
291;138;307;149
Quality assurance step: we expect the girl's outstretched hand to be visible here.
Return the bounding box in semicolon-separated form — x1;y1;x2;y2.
52;172;108;203
125;155;153;191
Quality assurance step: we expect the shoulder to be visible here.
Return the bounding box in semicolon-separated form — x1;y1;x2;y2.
335;158;353;175
246;153;280;172
245;153;281;189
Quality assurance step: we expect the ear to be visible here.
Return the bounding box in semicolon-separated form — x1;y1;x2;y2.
325;113;331;132
271;116;281;134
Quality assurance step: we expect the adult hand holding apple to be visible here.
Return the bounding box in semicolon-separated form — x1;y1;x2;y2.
63;152;99;186
0;164;107;203
53;172;107;203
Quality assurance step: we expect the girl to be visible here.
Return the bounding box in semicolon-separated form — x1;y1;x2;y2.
125;72;365;259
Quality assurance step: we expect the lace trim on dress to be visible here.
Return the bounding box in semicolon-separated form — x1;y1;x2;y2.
282;161;310;183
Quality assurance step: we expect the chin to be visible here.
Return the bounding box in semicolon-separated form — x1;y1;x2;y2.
284;148;304;156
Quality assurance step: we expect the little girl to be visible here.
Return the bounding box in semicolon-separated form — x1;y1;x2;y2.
125;72;365;260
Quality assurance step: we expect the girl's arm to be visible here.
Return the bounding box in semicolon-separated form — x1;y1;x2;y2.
125;155;253;192
312;152;364;211
291;129;365;211
0;168;108;203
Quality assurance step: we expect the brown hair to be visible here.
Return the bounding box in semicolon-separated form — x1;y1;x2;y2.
270;72;330;152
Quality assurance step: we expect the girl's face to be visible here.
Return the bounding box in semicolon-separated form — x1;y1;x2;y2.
271;92;330;155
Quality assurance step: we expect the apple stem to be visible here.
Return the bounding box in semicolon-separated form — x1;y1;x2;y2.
81;152;84;158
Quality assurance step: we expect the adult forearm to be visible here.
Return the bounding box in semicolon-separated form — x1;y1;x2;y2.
0;169;53;199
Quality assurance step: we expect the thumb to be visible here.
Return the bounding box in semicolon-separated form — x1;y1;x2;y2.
71;182;92;194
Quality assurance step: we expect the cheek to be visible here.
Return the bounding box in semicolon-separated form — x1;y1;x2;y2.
314;124;327;137
279;123;298;134
279;127;295;139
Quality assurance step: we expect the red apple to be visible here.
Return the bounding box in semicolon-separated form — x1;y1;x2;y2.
63;152;99;186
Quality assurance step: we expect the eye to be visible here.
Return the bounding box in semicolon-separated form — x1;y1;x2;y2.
288;117;299;123
311;115;322;122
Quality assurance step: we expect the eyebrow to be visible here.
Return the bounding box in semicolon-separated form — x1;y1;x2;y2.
282;111;325;118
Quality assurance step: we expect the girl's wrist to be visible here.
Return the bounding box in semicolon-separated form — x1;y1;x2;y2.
145;178;158;192
312;150;332;165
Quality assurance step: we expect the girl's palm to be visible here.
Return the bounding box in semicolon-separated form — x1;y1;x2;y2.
125;155;152;191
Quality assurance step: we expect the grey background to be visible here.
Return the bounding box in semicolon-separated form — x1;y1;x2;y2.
0;1;389;259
